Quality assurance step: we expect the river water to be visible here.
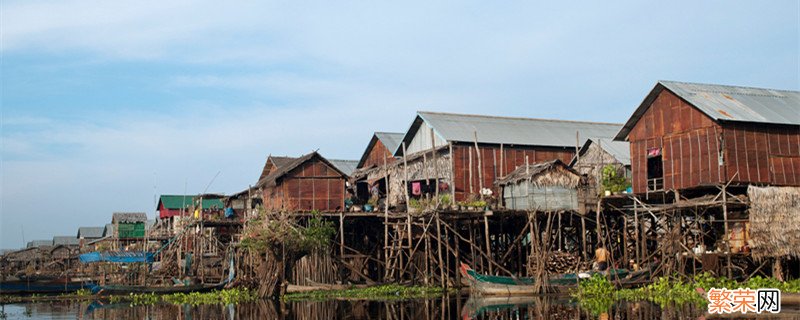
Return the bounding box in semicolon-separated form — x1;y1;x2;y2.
3;295;800;319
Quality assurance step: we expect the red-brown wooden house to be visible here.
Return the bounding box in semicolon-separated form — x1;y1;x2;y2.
257;152;349;212
614;81;800;194
394;111;622;202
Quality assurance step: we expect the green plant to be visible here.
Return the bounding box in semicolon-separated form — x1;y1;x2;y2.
367;196;379;207
601;165;630;194
439;194;452;207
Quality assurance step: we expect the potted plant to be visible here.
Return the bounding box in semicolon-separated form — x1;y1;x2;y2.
601;164;630;196
365;196;378;212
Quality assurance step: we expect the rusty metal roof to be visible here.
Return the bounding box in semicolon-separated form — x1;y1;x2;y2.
570;138;631;166
356;132;404;168
398;111;622;155
616;81;800;140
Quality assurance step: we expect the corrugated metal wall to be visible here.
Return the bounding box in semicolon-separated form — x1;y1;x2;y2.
502;182;578;211
628;89;800;194
451;144;574;201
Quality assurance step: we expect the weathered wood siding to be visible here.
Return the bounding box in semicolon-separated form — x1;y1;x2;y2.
263;158;346;212
628;89;800;194
361;139;396;169
628;90;723;193
451;144;574;201
722;123;800;186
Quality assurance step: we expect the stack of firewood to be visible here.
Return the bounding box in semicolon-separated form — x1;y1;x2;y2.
544;251;584;274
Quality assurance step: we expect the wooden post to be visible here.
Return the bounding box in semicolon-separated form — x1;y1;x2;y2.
468;146;474;194
581;215;587;261
453;220;461;287
339;212;345;258
384;156;389;279
484;213;493;274
473;131;484;196
499;143;504;177
402;142;410;207
634;202;640;265
430;128;439;200
722;185;731;278
449;142;455;202
436;213;446;288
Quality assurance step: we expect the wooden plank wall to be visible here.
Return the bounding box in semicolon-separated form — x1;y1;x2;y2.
361;139;395;169
263;159;346;212
628;90;722;193
723;123;800;186
451;144;574;201
628;89;800;193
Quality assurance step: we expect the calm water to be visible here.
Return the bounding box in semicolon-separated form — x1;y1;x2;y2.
3;295;800;320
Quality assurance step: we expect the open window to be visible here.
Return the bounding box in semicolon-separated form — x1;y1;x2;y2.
646;148;664;191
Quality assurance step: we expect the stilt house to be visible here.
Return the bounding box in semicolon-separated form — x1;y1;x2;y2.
392;111;622;204
614;81;800;194
258;151;350;212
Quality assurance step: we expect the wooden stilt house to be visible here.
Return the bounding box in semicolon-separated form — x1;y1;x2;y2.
614;81;800;194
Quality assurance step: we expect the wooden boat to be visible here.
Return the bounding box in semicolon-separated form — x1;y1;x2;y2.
0;276;97;294
459;263;648;295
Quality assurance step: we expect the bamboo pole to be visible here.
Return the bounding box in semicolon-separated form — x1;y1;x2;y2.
383;155;389;279
484;214;493;274
449;142;455;202
436;213;446;288
473;131;484;195
468;146;474;194
430;128;439;200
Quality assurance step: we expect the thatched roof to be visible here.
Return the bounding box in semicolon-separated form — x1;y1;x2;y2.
495;159;581;189
748;186;800;260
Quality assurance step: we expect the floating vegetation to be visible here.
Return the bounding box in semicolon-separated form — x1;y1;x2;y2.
125;288;258;306
282;284;450;301
572;273;800;316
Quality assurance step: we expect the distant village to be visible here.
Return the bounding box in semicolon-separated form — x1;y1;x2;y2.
1;80;798;296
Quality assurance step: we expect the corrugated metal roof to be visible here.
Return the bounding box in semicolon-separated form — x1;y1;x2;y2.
616;81;800;140
374;132;404;155
27;240;53;248
578;138;630;166
398;111;622;155
356;132;404;168
329;159;359;176
77;227;105;239
52;236;79;246
103;224;115;237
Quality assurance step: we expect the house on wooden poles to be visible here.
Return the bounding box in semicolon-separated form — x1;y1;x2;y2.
257;151;352;213
350;132;404;208
387;111;622;207
614;80;800;279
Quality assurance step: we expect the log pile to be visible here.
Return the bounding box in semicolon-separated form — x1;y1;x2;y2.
543;251;587;274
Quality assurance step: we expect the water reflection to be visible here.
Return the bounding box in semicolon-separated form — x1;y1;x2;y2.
3;295;800;319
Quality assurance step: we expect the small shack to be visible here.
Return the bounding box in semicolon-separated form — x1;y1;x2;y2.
111;212;148;239
496;160;582;211
258;151;350;212
351;132;404;204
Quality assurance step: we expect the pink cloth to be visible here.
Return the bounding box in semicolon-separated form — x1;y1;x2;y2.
411;182;422;195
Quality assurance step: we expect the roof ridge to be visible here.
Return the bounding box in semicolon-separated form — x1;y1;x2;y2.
418;111;622;126
660;80;799;94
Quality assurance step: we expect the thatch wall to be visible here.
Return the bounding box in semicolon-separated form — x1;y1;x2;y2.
748;186;800;260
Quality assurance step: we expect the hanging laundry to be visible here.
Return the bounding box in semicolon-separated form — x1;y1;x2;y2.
411;182;422;196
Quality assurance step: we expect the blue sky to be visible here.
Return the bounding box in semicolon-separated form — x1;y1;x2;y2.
1;1;798;249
